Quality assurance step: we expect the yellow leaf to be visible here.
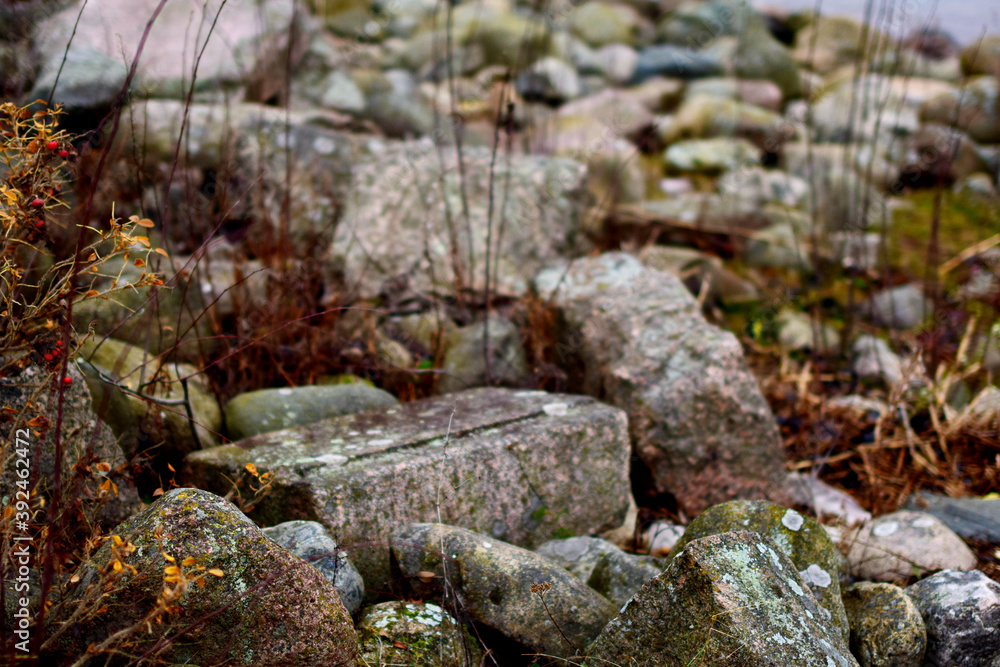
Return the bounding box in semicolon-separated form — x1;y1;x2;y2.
154;248;169;257
87;253;97;261
134;236;150;247
112;535;123;546
207;569;224;577
164;566;180;576
96;462;110;473
181;557;196;567
70;574;80;584
136;218;155;228
245;463;258;476
197;578;206;588
112;560;123;573
163;553;176;563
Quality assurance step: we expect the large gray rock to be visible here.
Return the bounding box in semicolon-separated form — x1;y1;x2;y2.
864;283;933;330
262;520;365;614
664;136;762;173
906;569;1000;667
391;523;617;658
657;94;788;146
31;0;306;104
332;139;590;300
921;76;1000;143
536;536;664;608
667;500;850;645
182;388;634;593
41;488;357;666
906;491;1000;543
846;511;978;581
842;582;926;667
224;384;399;441
587;531;858;667
534;253;785;514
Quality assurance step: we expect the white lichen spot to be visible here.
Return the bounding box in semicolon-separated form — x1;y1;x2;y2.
366;429;383;435
315;453;348;466
912;516;936;529
787;579;804;596
782;509;805;531
800;564;832;588
278;388;293;395
368;439;393;447
482;541;492;549
313;136;337;155
873;521;899;537
347;431;360;436
542;402;568;416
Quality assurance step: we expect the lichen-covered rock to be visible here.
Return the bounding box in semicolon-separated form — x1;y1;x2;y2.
182;388;634;595
331;139;590;300
842;582;926;667
438;316;529;394
921;76;1000;143
587;531;859;666
42;488;357;667
906;569;1000;667
667;500;849;644
846;511;978;581
357;601;483;667
536;536;664;608
263;520;365;614
225;384;398;441
391;523;617;658
534;253;786;514
664;137;763;174
75;337;222;460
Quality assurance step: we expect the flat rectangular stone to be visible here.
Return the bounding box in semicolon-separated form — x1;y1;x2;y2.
181;388;633;594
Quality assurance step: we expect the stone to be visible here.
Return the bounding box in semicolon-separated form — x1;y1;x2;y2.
556;88;655;140
842;582;926;667
776;309;840;354
636;245;760;305
438;316;529;394
668;500;849;644
332;139;590;300
921;76;1000;144
357;601;483;667
587;531;858;667
182;388;634;594
623;76;686;112
743;220;813;270
41;488;357;666
664;137;762;173
687;77;783;111
75;337;222;460
641;520;686;556
262;520;365;614
906;569;1000;667
733;19;802;98
536;536;664;607
905;491;1000;543
31;0;305;103
534;253;786;514
0;364;140;532
464;12;551;68
961;34;1000;76
516;56;582;103
631;45;726;83
717;166;810;208
391;523;617;658
592;44;640;85
864;284;932;330
845;510;978;581
224;384;398;441
793;16;876;74
569;1;644;48
899;124;991;186
784;473;871;526
852;335;906;387
657;94;789;146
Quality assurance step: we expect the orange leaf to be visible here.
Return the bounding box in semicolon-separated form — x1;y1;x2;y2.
207;568;224;577
245;463;258;476
134;236;150;247
83;290;99;298
181;557;196;567
135;218;155;228
152;487;164;497
134;258;145;268
154;248;169;257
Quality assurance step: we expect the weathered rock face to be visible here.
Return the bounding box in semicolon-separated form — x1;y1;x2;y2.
905;569;1000;667
42;488;357;667
391;523;618;659
31;0;307;106
182;387;634;593
331;139;591;300
0;363;140;531
534;252;786;514
905;491;1000;543
587;531;859;667
667;500;850;645
224;384;399;441
438;315;529;394
846;511;978;581
357;601;483;667
842;582;926;667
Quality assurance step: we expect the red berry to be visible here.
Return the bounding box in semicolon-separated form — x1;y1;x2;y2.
30;198;44;208
35;219;44;228
43;353;53;362
62;376;72;385
55;340;62;347
59;150;69;158
47;141;58;151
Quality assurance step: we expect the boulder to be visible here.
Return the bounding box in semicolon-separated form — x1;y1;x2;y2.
960;34;1000;76
657;94;788;146
905;491;1000;543
438;315;529;394
846;511;978;581
631;45;726;83
587;531;858;666
664;137;762;173
42;488;357;666
534;253;786;514
357;601;482;667
667;500;850;644
921;76;1000;143
224;384;399;441
906;569;1000;667
569;1;644;48
842;582;926;667
536;536;663;607
182;388;634;593
391;523;617;658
